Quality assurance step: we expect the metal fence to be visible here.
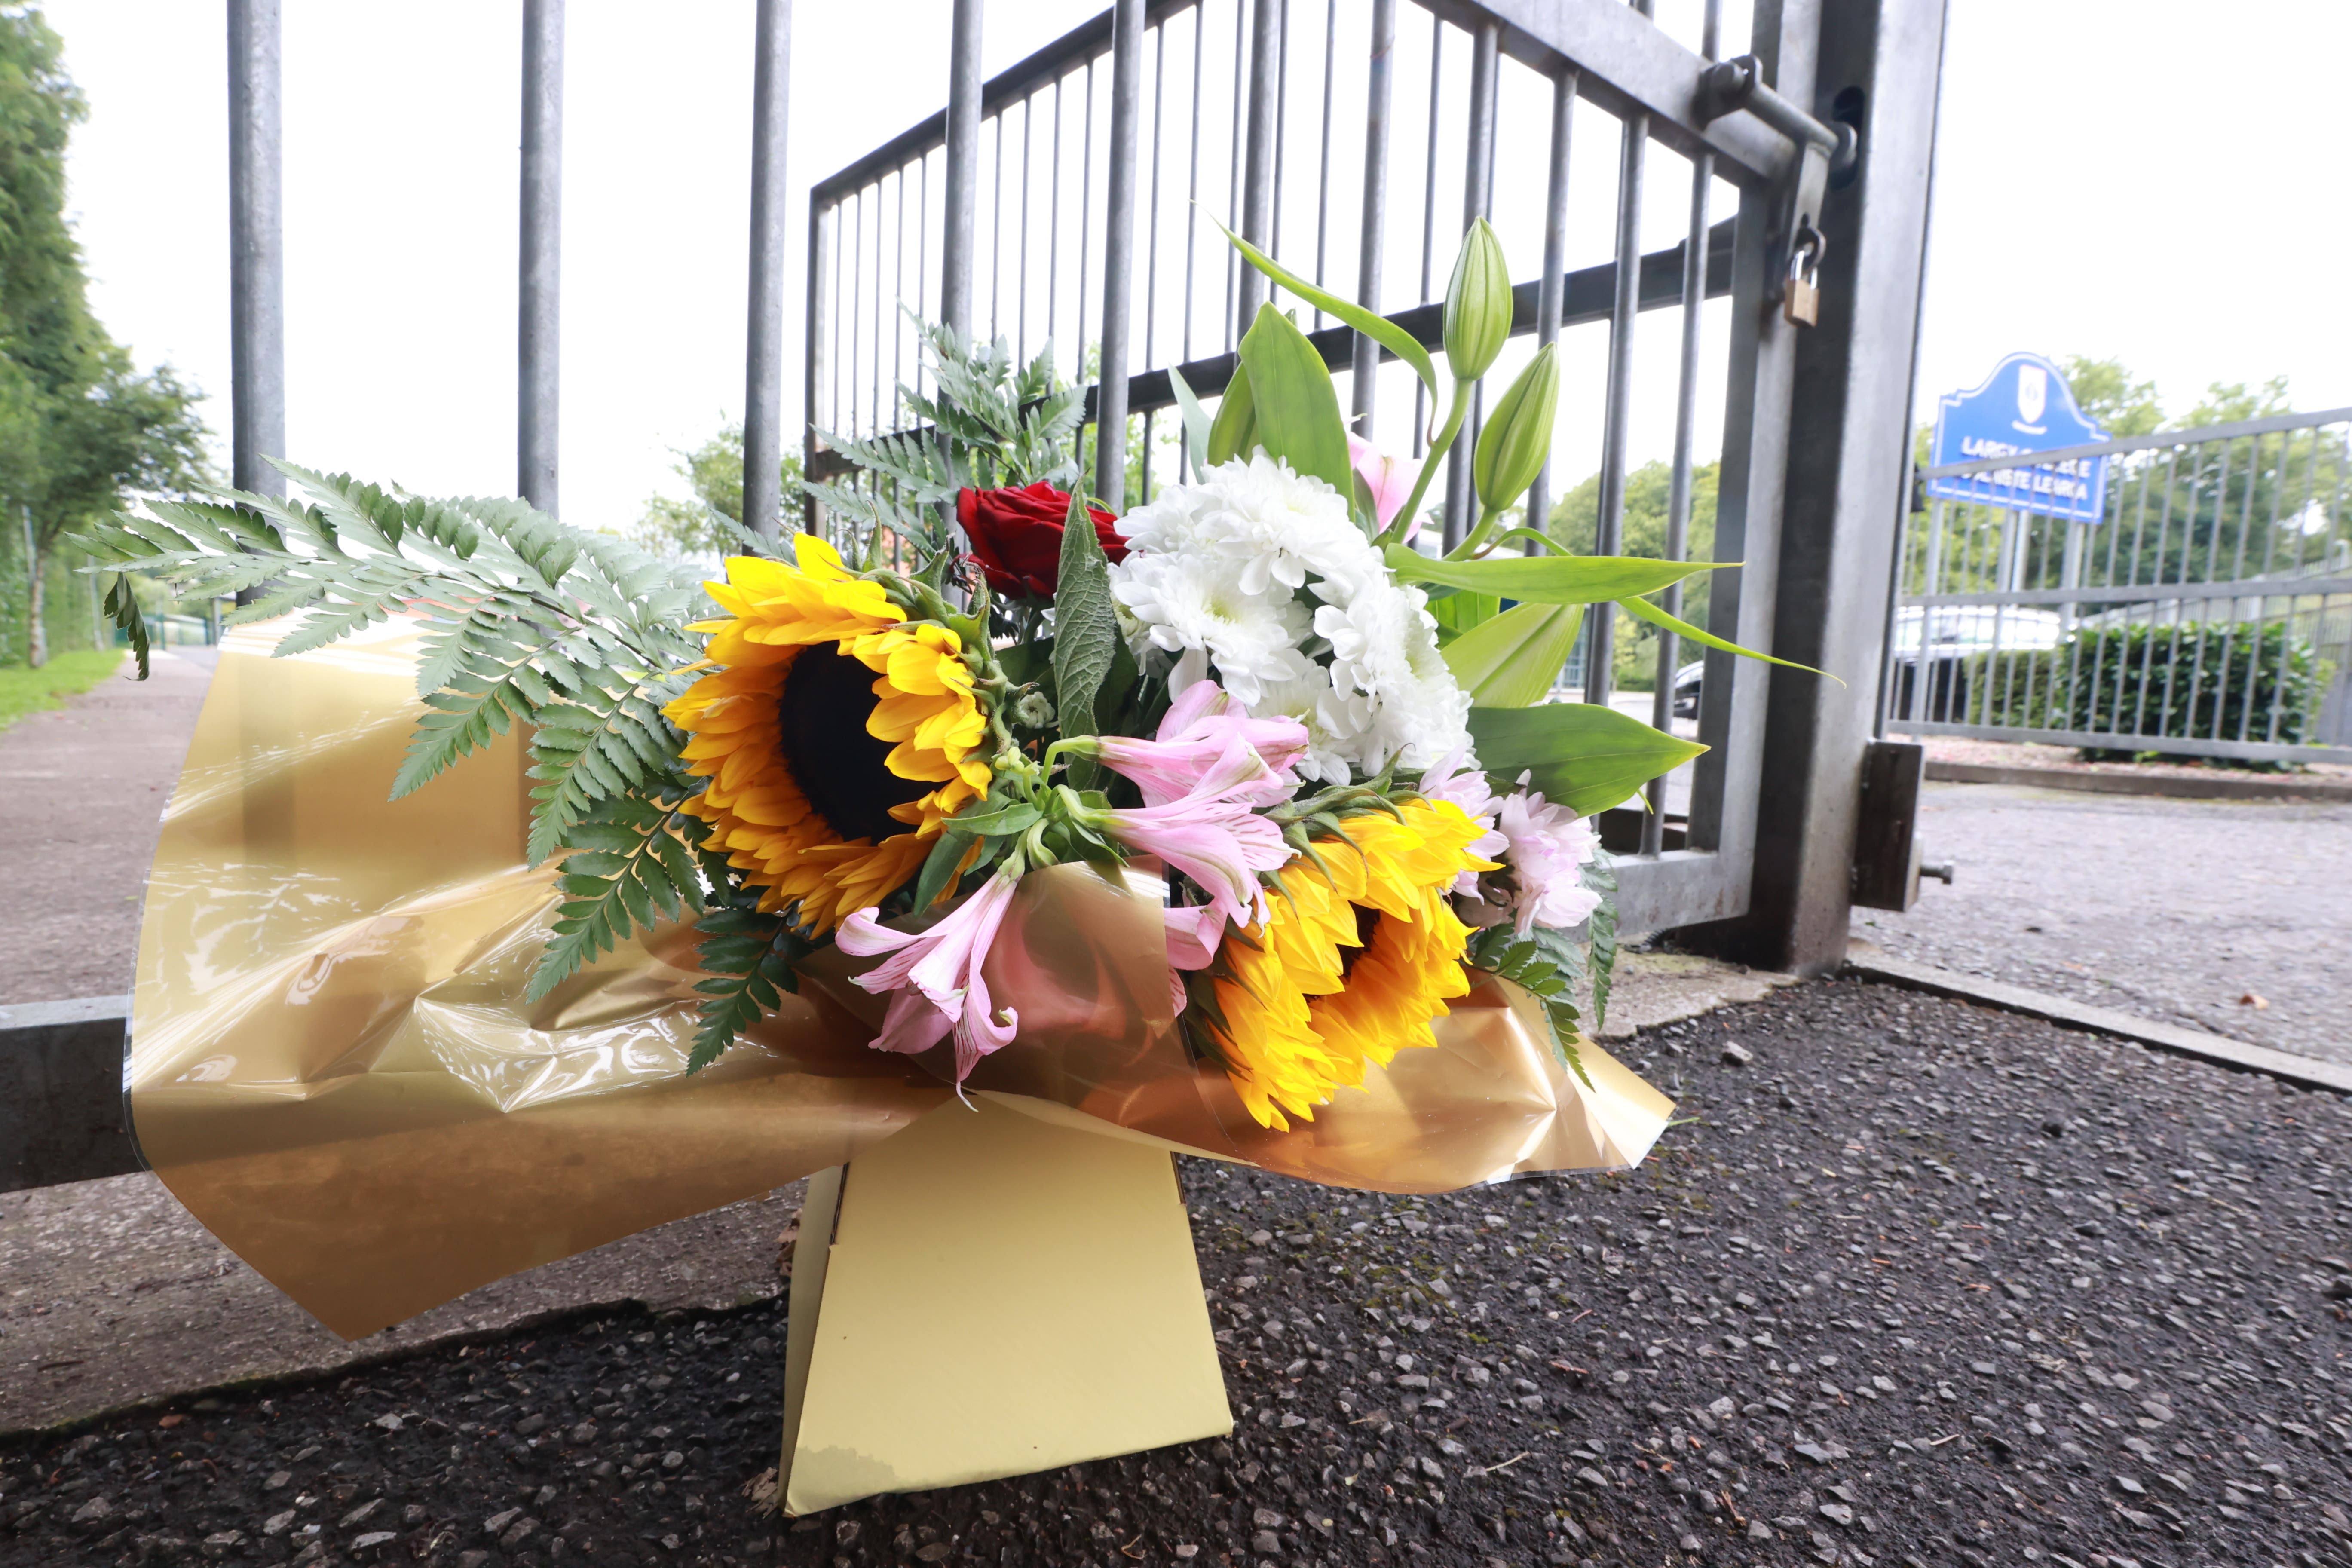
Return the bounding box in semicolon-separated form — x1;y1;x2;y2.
1881;407;2352;764
805;0;1868;934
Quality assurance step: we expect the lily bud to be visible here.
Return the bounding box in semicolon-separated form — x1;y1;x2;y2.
1206;364;1258;466
1442;219;1513;381
1473;343;1562;514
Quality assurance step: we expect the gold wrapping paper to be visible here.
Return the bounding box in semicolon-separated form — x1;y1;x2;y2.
130;619;1674;1341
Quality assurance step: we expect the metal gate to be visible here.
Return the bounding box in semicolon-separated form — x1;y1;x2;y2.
214;0;1945;965
802;0;1877;937
1883;408;2352;764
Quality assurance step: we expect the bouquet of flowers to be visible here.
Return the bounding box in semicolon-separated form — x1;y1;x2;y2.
80;222;1783;1135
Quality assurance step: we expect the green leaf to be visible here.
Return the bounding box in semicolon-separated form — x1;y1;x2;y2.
1387;544;1726;604
1236;304;1352;496
1427;589;1500;643
1585;850;1620;1035
1467;702;1706;818
1614;593;1838;682
948;801;1042;838
101;575;150;680
1206;363;1257;467
1442;601;1584;708
1213;215;1440;401
1050;489;1119;790
1165;365;1213;484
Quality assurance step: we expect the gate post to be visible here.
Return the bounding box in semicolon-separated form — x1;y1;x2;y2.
1682;0;1949;975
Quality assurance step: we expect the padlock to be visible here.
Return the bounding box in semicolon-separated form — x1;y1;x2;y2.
1782;226;1822;328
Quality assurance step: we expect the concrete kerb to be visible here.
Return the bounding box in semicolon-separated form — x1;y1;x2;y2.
1844;950;2352;1096
1926;758;2352;804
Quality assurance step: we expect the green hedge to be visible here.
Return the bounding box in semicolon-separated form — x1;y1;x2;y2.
1958;620;2321;754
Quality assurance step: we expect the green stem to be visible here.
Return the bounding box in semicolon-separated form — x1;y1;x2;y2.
1378;382;1473;547
1446;502;1507;561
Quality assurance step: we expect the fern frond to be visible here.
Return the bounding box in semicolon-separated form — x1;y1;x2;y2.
687;894;818;1072
525;795;710;1004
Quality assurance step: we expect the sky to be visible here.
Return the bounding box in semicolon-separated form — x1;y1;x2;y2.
40;0;2352;538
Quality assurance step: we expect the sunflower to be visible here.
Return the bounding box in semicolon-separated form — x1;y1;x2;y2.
664;539;990;934
1200;797;1493;1130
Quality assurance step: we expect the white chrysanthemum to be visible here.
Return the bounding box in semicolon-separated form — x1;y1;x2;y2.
1253;668;1368;785
1110;452;1473;776
1112;548;1315;706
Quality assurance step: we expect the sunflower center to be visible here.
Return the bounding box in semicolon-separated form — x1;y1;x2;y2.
777;646;932;844
1339;904;1382;978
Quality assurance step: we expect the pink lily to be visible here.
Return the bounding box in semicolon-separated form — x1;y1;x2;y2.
1349;433;1417;540
1091;683;1308;807
836;867;1023;1083
1097;738;1292;931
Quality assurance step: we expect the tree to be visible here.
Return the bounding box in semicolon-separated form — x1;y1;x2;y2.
0;11;209;666
1545;458;1720;692
627;422;796;558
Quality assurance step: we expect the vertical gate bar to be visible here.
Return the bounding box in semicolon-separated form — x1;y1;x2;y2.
1095;0;1143;508
1412;12;1441;459
1238;0;1280;322
1226;0;1246;348
1019;98;1032;359
1440;18;1497;554
2187;438;2234;737
227;0;284;523
1587;80;1649;708
1311;0;1336;329
990;115;1004;340
848;193;863;438
1050;80;1063;372
1519;63;1577;555
1348;0;1393;437
519;0;563;515
744;0;791;537
2133;447;2178;737
894;171;908;427
916;157;930;398
2269;428;2328;744
1182;4;1204;411
1077;62;1095;404
941;0;983;334
1271;0;1290;266
1642;2;1716;855
1140;15;1167;505
804;195;834;534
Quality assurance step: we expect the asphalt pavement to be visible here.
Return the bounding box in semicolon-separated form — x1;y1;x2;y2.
1856;781;2352;1069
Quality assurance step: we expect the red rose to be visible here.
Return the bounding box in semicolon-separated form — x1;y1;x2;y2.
956;481;1128;600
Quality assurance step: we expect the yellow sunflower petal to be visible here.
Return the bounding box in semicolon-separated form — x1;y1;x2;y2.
663;558;992;935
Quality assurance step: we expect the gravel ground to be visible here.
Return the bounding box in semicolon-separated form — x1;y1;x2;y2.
5;978;2350;1568
1859;782;2352;1067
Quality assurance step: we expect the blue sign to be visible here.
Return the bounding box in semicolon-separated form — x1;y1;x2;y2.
1926;352;2111;523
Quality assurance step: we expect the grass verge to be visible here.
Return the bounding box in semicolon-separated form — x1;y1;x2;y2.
0;648;125;732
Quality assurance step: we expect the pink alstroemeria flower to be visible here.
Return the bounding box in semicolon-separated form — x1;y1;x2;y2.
1092;682;1309;807
1160;903;1229;1018
1098;738;1293;931
836;868;1023;1083
1349;433;1416;540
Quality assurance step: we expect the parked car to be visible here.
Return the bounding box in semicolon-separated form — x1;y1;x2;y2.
1672;660;1704;719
